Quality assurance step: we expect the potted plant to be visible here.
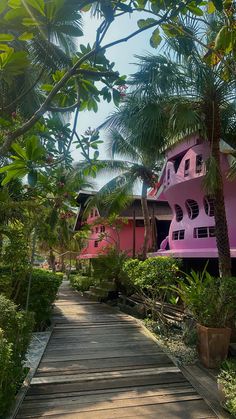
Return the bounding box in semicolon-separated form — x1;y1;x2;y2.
173;268;236;368
218;359;236;416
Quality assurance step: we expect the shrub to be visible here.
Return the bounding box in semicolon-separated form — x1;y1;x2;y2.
92;248;128;292
0;296;34;416
0;329;14;415
70;274;94;292
218;360;236;416
123;256;181;301
0;271;13;299
174;270;236;327
16;269;63;330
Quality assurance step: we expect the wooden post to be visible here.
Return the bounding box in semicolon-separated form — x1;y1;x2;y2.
132;209;136;258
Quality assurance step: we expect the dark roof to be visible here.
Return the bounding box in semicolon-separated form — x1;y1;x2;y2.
76;191;172;221
119;199;171;219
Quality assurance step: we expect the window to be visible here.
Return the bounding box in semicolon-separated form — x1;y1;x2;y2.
186;199;199;219
91;228;94;234
94;240;99;247
100;225;105;233
194;226;215;238
172;230;185;240
135;219;144;227
204;196;215;217
167;169;170;184
95;227;99;234
94;209;98;217
196;154;203;174
175;204;183;222
184;159;190;176
90;210;93;218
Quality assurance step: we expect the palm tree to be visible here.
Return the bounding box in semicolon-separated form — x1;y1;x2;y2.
130;52;236;277
1;0;83;118
91;96;166;258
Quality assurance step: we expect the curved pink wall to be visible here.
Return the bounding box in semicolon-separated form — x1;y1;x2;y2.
155;140;236;258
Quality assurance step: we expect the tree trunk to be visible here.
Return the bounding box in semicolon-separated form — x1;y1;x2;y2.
141;182;151;259
49;248;56;272
206;101;231;277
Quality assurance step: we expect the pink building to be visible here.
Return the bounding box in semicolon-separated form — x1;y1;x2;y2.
75;192;172;259
149;136;236;260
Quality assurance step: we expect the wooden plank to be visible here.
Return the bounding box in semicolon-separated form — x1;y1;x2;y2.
36;354;172;374
31;366;180;385
27;373;188;396
17;399;216;419
18;393;202;417
181;365;232;419
44;341;158;352
21;385;195;408
25;382;194;401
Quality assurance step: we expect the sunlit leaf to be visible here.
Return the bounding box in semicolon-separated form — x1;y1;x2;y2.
208;1;216;13
0;33;15;41
24;0;45;16
137;18;156;29
215;26;232;53
18;31;34;41
150;28;162;48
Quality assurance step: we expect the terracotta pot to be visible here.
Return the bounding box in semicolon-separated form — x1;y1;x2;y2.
197;324;231;368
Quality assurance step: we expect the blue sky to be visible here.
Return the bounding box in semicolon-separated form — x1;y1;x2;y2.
72;10;162;163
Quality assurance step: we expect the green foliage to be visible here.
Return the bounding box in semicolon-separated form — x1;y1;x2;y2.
218;359;236;416
123;257;181;300
0;136;46;186
0;329;14;415
92;247;128;292
16;269;63;330
0;266;62;330
0;269;13;299
173;269;236;327
70;274;94;292
0;295;34;416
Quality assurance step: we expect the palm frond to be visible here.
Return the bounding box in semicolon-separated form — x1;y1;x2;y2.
106;130;140;161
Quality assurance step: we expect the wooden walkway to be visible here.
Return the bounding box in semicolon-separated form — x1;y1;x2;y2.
16;281;217;419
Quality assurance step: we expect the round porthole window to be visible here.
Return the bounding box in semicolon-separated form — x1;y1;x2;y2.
185;199;199;219
203;196;214;217
174;204;183;222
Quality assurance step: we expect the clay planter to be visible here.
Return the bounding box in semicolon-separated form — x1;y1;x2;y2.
197;324;231;368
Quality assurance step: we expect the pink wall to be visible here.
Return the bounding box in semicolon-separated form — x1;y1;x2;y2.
79;212;147;258
151;139;236;258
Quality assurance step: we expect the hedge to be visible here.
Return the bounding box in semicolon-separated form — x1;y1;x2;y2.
0;267;63;330
0;295;34;416
16;269;63;330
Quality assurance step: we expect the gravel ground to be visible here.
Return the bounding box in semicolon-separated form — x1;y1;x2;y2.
143;319;198;366
25;332;51;370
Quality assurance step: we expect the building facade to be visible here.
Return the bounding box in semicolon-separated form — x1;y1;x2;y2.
149;135;236;260
75;192;172;259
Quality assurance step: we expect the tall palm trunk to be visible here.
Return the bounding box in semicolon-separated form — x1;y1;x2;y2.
141;182;151;259
206;101;231;277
